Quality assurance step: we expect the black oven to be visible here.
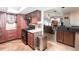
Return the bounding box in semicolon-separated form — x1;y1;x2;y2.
21;29;28;45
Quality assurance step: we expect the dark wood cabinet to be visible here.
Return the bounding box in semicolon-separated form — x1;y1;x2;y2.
21;29;28;45
57;31;64;43
0;29;5;42
57;30;75;47
5;30;17;41
4;14;17;42
0;13;6;43
16;15;22;38
63;32;75;47
0;13;26;43
44;25;54;34
28;32;34;49
25;10;41;24
16;15;26;38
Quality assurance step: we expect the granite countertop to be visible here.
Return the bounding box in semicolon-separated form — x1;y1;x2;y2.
57;26;79;32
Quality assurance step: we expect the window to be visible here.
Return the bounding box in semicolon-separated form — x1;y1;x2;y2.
6;14;17;30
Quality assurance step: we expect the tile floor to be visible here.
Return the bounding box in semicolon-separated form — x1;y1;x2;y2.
0;33;78;51
0;39;33;51
45;33;77;51
0;38;77;51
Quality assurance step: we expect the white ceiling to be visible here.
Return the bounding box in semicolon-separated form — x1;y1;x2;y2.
45;7;79;14
7;7;27;14
20;7;79;14
44;7;79;19
62;7;79;14
19;7;53;14
0;7;79;14
0;7;26;14
0;7;53;14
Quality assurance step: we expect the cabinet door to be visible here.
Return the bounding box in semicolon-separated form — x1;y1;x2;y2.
0;22;3;42
6;30;17;41
28;32;34;49
0;13;6;43
0;29;5;43
16;15;26;38
17;27;21;38
64;32;75;47
34;10;41;21
16;15;21;38
57;31;64;43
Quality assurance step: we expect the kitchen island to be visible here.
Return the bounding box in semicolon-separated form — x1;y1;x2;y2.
27;29;47;50
27;29;42;49
57;26;79;47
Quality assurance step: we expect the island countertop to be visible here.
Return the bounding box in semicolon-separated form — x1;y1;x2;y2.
27;28;42;33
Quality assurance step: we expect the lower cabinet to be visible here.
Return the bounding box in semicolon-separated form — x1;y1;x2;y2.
57;31;64;43
0;35;4;42
17;27;21;38
57;31;75;47
5;30;17;41
0;29;7;43
44;25;54;34
0;30;4;42
63;32;75;47
28;32;34;49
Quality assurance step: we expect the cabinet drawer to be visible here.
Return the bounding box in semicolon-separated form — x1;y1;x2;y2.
8;33;16;37
0;35;6;42
7;35;16;40
6;32;16;40
0;35;3;40
7;30;16;34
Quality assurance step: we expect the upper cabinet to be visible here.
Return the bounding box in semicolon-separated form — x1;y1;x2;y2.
0;13;8;42
16;15;26;38
16;15;26;29
25;10;41;24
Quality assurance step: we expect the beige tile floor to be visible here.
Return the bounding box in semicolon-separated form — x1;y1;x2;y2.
0;39;33;51
0;38;77;51
46;41;76;51
45;33;77;51
0;33;78;51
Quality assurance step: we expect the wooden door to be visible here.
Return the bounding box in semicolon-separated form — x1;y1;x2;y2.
63;32;75;47
28;32;34;49
57;31;64;43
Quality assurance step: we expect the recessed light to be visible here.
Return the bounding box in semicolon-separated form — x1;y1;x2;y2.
62;7;65;8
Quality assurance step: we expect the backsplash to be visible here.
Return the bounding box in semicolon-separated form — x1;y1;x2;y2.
35;24;42;29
